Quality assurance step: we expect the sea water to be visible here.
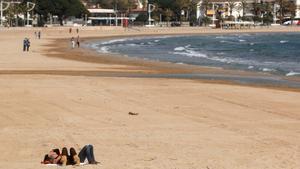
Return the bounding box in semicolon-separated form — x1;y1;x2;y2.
88;33;300;77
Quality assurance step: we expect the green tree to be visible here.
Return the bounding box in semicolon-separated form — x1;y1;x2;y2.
164;8;173;26
276;0;296;23
227;0;237;20
5;3;26;26
35;0;87;25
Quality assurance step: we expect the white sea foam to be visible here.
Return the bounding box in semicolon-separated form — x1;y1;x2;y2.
261;68;276;72
173;50;237;64
248;66;254;69
101;39;128;45
172;48;266;68
239;39;246;42
280;40;288;44
174;47;186;51
126;43;139;47
154;40;160;42
250;43;255;46
98;46;110;53
286;71;300;76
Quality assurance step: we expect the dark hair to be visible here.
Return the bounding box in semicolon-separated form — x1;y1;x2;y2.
52;149;60;156
62;147;68;156
70;147;77;156
43;154;50;161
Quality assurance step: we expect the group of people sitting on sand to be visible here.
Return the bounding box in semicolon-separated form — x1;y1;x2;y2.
41;144;99;166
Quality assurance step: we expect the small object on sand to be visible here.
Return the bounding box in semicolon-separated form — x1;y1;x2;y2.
128;112;139;116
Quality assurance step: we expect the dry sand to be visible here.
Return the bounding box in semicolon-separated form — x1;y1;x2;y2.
0;26;300;169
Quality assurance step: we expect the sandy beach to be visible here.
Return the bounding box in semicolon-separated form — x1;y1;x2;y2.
0;26;300;169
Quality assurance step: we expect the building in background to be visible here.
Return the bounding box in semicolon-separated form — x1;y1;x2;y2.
196;0;300;25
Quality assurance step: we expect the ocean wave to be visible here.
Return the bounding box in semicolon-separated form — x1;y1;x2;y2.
280;40;288;44
172;50;238;64
100;35;173;45
286;71;300;76
260;68;276;72
98;46;110;53
174;47;186;51
248;66;254;69
101;39;128;45
171;48;270;67
126;43;140;47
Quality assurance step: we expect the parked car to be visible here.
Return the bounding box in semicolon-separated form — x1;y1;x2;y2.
283;18;300;25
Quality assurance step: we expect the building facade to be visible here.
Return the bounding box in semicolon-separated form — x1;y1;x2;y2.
196;0;300;24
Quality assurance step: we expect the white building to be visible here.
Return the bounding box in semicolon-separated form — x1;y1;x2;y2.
296;0;300;18
88;8;136;26
196;0;300;23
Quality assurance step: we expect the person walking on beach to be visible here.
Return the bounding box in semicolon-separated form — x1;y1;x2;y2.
76;36;80;48
38;31;41;39
69;28;72;33
23;38;27;51
76;28;79;34
23;38;30;52
26;38;30;51
71;37;75;49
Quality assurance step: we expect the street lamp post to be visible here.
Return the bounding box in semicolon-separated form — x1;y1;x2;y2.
26;2;35;27
0;0;10;27
147;3;155;26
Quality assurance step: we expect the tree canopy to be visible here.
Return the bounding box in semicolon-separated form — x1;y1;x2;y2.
33;0;87;25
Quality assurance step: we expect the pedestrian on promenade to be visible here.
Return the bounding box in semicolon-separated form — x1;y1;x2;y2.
38;31;41;39
71;37;75;49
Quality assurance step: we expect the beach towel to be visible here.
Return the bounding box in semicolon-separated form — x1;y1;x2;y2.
46;163;87;167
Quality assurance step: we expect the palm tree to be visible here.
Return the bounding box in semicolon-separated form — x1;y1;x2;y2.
200;0;210;17
227;0;237;20
240;0;247;16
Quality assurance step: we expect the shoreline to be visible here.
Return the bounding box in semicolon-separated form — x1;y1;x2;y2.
42;29;300;92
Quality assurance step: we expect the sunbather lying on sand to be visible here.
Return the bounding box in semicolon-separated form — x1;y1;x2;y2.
41;144;99;166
